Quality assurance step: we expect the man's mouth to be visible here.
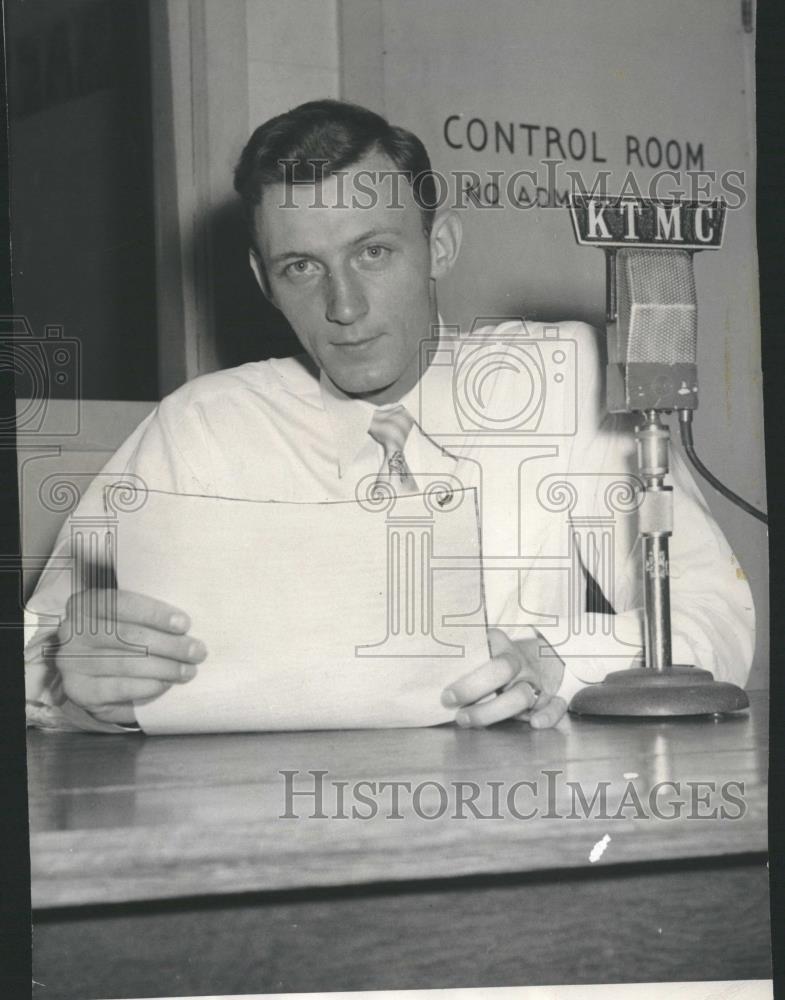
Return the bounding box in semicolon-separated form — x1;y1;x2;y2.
331;334;382;351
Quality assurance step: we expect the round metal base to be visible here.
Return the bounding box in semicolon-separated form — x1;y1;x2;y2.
568;665;749;718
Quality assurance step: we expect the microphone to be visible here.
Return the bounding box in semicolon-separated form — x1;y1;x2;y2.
607;247;697;413
568;196;725;414
569;196;765;521
608;241;766;523
565;195;749;717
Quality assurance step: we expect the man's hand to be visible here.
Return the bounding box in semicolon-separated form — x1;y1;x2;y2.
52;590;207;725
441;627;567;729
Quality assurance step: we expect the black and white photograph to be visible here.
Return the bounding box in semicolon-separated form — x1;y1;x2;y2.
5;1;775;998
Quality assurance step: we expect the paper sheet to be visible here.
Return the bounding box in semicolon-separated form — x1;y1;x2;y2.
112;486;490;734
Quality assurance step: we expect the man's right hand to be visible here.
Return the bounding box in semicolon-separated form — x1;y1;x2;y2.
53;590;207;725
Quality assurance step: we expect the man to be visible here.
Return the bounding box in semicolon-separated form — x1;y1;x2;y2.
24;100;754;733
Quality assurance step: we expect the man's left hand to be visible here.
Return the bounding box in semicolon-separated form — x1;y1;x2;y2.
441;627;567;729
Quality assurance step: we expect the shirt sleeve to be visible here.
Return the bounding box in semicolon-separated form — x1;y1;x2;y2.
24;396;214;732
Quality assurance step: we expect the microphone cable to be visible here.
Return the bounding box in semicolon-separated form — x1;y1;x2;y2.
677;410;768;525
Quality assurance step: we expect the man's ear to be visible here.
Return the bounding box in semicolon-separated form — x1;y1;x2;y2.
248;248;275;304
428;209;462;280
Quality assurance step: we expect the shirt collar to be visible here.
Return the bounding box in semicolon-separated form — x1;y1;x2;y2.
319;315;454;478
319;372;376;478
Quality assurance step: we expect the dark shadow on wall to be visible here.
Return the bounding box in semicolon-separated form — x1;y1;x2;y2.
210;198;302;370
6;0;159;401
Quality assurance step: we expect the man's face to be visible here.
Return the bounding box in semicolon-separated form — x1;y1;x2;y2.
251;151;440;404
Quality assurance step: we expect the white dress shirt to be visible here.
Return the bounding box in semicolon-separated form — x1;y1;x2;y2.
24;320;755;732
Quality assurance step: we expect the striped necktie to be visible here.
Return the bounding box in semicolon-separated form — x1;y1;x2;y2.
368;405;419;494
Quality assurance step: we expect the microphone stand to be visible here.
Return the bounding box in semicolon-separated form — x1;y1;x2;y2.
637;410;674;673
569;251;749;717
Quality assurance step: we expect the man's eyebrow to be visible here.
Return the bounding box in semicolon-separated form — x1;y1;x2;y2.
269;250;310;265
347;227;404;245
269;228;404;265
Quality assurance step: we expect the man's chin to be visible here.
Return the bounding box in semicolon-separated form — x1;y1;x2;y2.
325;364;397;400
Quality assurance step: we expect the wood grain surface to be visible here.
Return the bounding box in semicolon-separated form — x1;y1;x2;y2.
28;692;768;908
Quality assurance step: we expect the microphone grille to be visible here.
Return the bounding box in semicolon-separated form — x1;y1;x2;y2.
617;249;697;364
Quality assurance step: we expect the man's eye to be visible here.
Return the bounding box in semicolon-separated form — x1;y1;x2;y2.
284;259;319;279
359;245;390;263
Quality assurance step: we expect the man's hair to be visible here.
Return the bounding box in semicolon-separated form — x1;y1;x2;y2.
233;99;437;242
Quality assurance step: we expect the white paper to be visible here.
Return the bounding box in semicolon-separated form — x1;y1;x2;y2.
112;487;490;734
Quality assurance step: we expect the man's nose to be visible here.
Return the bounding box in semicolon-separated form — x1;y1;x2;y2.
325;269;369;326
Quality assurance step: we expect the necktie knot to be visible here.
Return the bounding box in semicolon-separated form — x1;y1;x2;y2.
368;405;414;454
368;405;419;493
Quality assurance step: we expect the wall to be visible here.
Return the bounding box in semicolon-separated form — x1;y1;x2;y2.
246;0;339;128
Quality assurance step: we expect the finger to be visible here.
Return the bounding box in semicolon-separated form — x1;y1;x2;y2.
515;689;549;722
65;590;192;635
501;659;545;695
59;652;200;683
95;675;174;705
442;652;519;708
455;680;538;727
89;702;138;725
64;674;172;710
57;617;207;665
59;625;205;663
487;627;515;658
512;636;566;700
489;632;559;696
114;590;193;632
528;695;568;729
65;588;118;634
111;623;206;664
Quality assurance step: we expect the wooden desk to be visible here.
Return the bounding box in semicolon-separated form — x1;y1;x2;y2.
29;692;771;999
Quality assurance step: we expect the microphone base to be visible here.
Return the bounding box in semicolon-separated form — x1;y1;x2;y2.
568;665;749;718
